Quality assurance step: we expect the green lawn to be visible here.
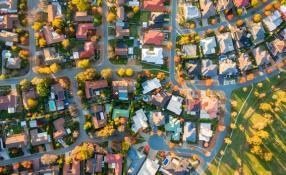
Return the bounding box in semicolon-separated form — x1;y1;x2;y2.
204;71;286;175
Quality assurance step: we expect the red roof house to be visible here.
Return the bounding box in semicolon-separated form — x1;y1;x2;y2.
106;154;122;175
76;23;96;39
80;42;95;58
143;30;164;46
234;0;249;7
85;80;108;99
143;0;165;11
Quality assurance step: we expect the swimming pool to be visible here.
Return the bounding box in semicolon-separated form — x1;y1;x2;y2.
48;100;56;112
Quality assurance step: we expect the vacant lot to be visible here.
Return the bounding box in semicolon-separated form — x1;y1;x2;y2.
204;72;286;175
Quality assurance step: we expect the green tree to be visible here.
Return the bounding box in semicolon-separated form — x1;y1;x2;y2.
20;79;31;91
76;68;97;82
50;63;61;73
61;39;70;49
71;142;94;161
27;98;38;109
52;17;63;29
71;0;90;12
77;59;91;69
100;68;112;79
36;78;52;97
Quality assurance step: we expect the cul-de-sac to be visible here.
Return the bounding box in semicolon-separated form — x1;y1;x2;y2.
0;0;284;174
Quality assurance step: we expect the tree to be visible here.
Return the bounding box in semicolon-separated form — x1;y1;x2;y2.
257;130;269;139
71;0;90;12
58;77;70;89
224;137;232;144
125;68;133;77
107;12;116;23
247;135;262;146
251;0;259;7
41;154;58;165
166;42;172;50
20;79;31;91
36;78;52;97
237;8;243;16
100;68;112;79
21;161;32;169
19;50;29;59
121;137;131;155
38;38;47;47
253;14;262;23
50;63;61;73
97;123;115;137
236;19;244;27
32;22;43;31
84;122;92;130
156;72;166;80
69;104;78;117
263;152;273;161
62;39;70;49
27;98;38;109
259;103;272;112
52;17;63;29
76;68;97;82
117;68;125;77
133;6;139;13
71;142;94;161
250;145;262;155
77;59;91;69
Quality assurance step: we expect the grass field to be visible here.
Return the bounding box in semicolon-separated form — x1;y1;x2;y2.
204;71;286;175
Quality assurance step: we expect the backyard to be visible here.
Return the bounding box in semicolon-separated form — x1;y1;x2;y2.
204;71;286;175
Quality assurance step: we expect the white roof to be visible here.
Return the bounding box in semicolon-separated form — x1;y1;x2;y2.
132;109;148;133
142;47;164;65
217;32;234;54
200;36;217;55
142;78;162;94
138;158;160;175
263;10;282;32
184;5;201;20
199;123;213;142
29;120;37;128
167;96;183;115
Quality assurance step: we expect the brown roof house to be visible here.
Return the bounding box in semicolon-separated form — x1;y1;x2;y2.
3;50;21;69
151;90;171;108
91;104;107;129
252;47;272;67
5;133;27;148
0;30;18;42
47;3;57;23
0;14;19;29
106;154;123;175
85;80;108;99
43;26;64;45
30;129;50;146
43;47;64;65
0;95;19;113
269;38;286;56
76;23;96;40
53;118;67;140
112;80;136;100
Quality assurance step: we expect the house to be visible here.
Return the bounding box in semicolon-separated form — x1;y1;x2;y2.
219;57;238;76
106;154;123;175
43;47;64;65
43;26;64;45
49;83;65;111
79;42;95;58
137;158;160;175
252;47;272;67
249;22;265;43
148;12;165;28
85;80;108;99
200;36;217;55
76;23;96;39
74;11;93;22
184;5;201;20
185;61;200;75
0;0;18;13
117;6;125;21
47;3;57;23
0;30;18;42
143;0;165;11
183;122;197;142
91;104;107;129
165;116;182;141
127;147;146;175
63;160;80;175
167;95;183;115
160;157;191;175
3;50;21;69
185;90;201;115
217;0;233;11
5;133;27;148
142;78;161;94
199;123;213;142
53;118;66;140
115;43;128;56
200;90;218;119
200;0;216;18
233;0;249;7
238;53;253;72
269;38;286;56
263;10;282;32
182;44;197;58
0;95;18;113
22;88;38;109
201;59;217;77
217;32;234;54
112;108;130;119
151;90;171;108
150;111;165;126
132;109;148;133
30;129;50;146
128;0;140;7
116;25;130;39
142;47;164;64
143;30;164;46
112;80;135;100
0;14;19;29
231;29;252;49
